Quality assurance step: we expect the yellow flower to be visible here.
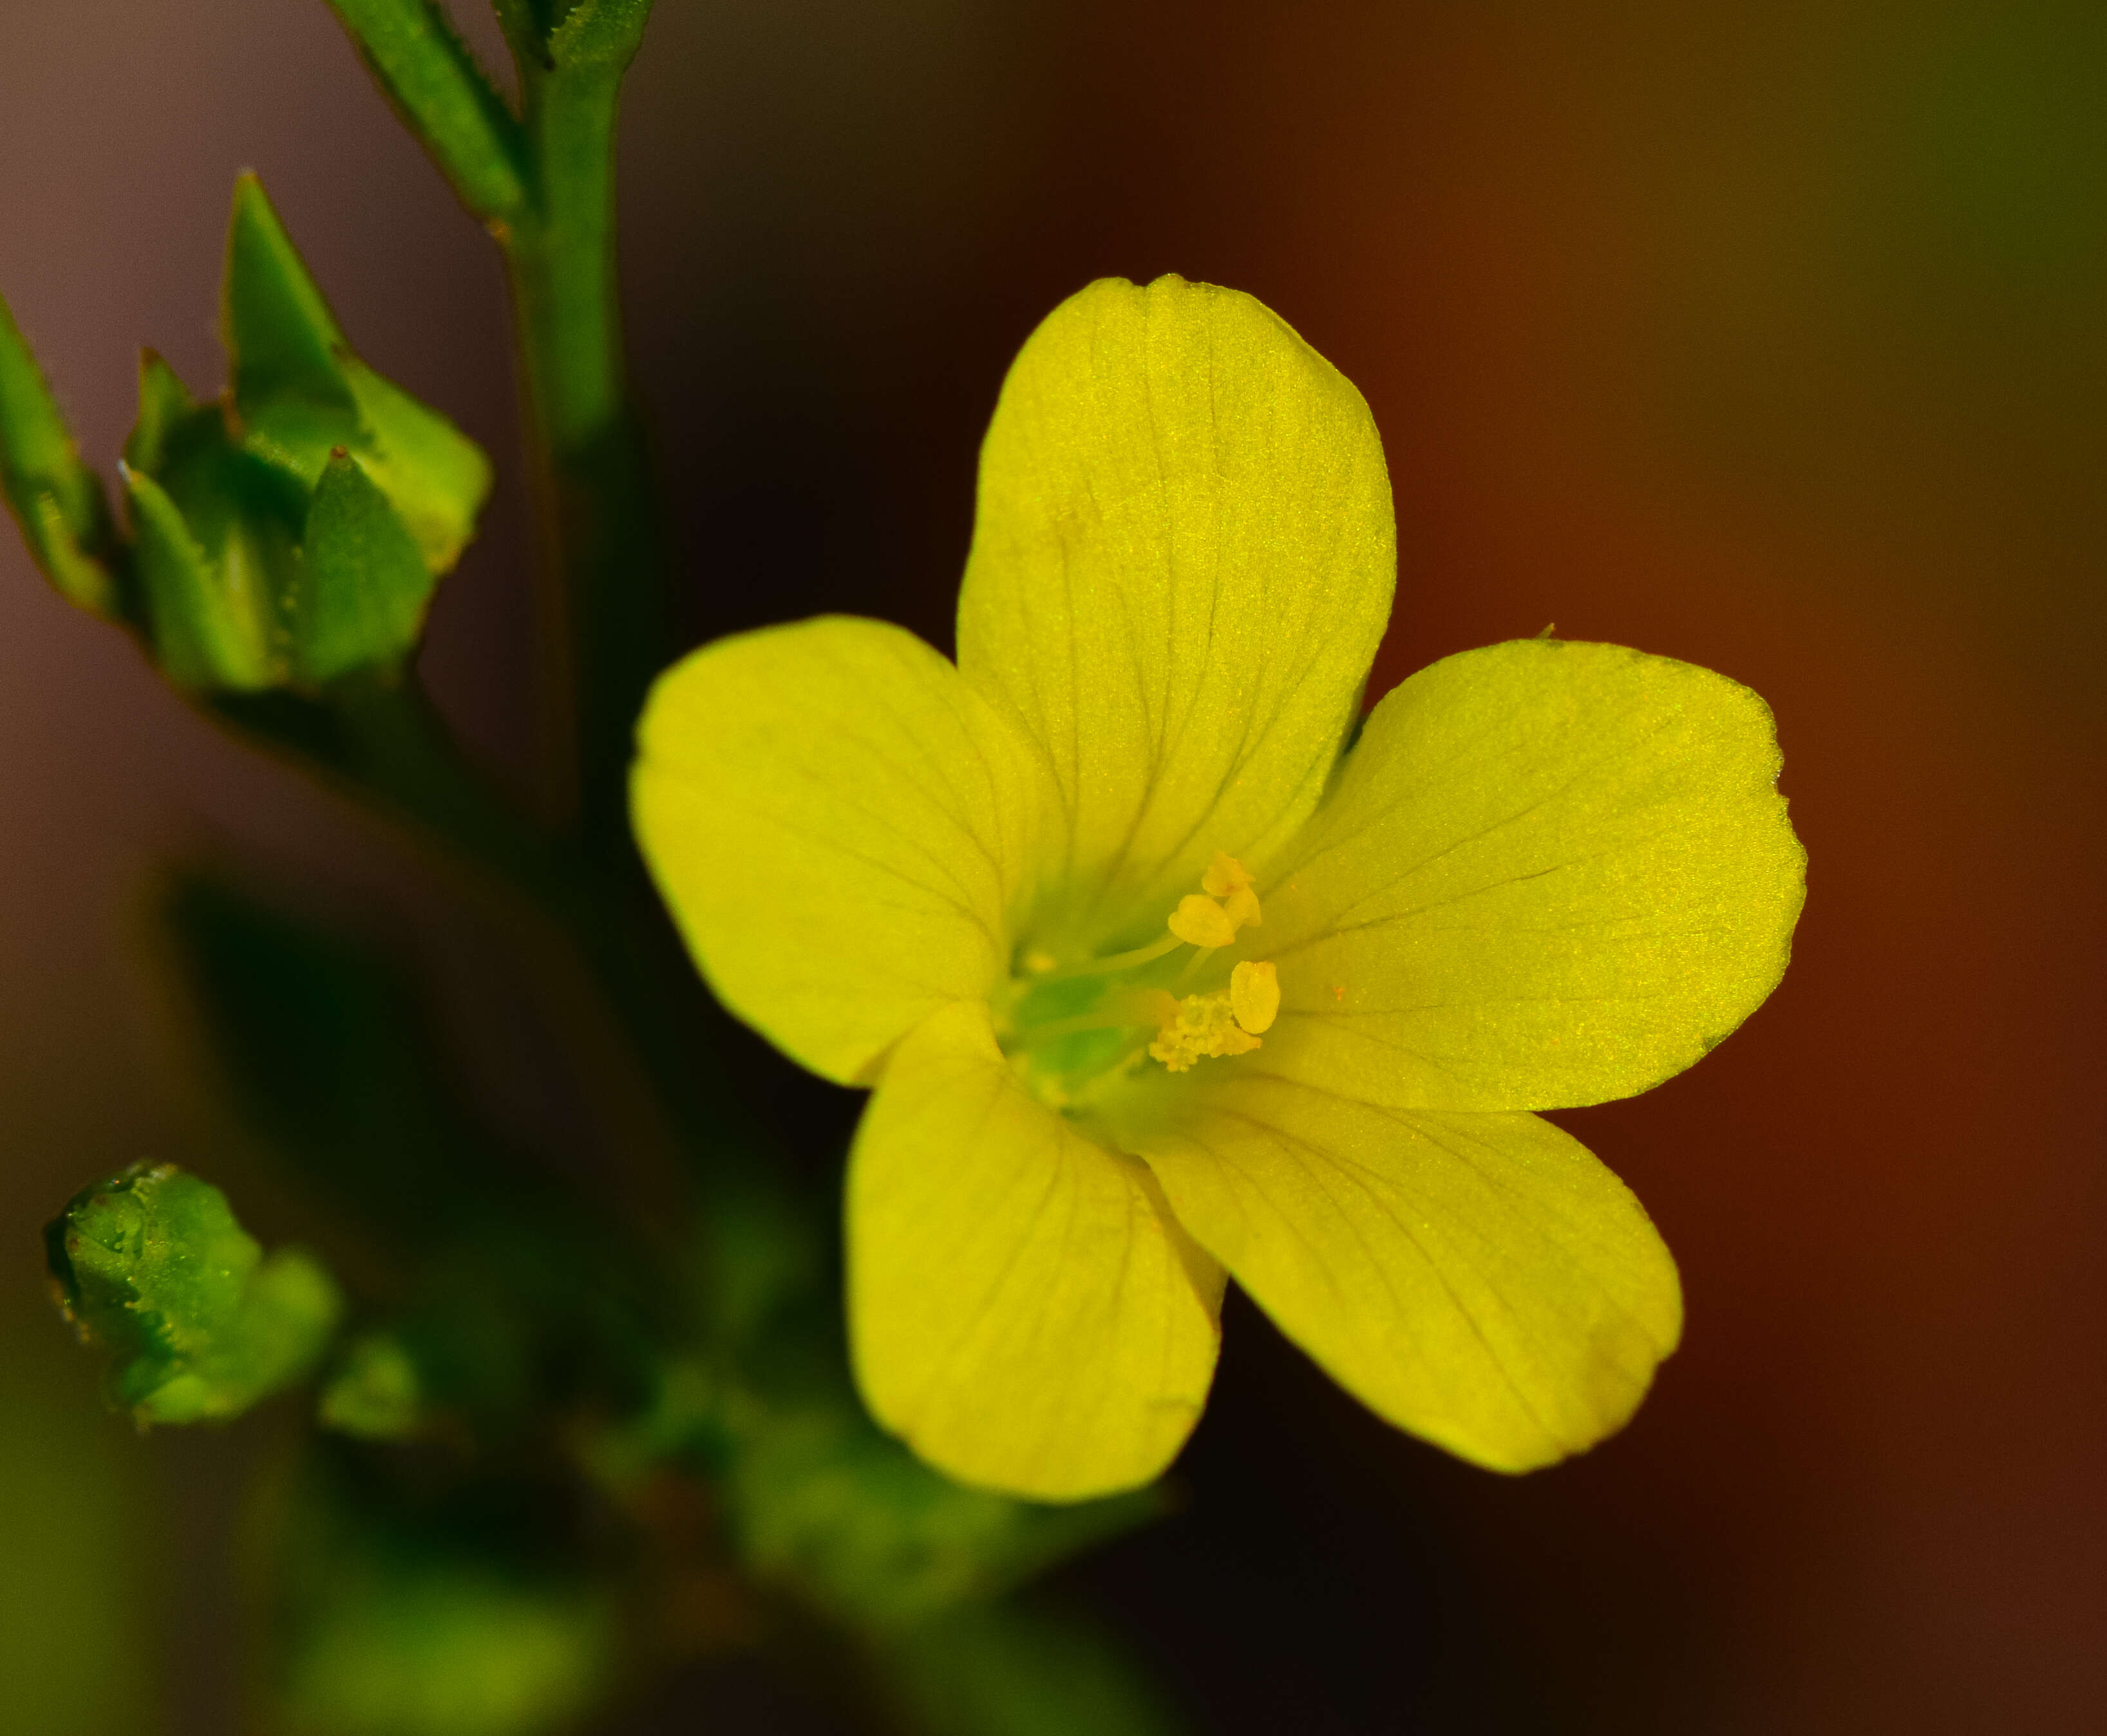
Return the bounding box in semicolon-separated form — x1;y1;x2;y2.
632;277;1806;1502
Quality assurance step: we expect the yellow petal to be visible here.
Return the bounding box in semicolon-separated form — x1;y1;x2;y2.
849;1002;1223;1500
1124;1075;1681;1471
632;616;1053;1086
958;276;1394;938
1257;639;1806;1110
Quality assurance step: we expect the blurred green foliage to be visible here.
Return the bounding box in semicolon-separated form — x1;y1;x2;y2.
270;1441;616;1736
882;1603;1182;1736
0;1317;152;1736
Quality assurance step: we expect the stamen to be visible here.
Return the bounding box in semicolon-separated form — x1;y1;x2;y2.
1147;988;1264;1073
1203;852;1263;931
1003;851;1277;1090
1230;961;1280;1035
1201;851;1254;900
1168;894;1238;949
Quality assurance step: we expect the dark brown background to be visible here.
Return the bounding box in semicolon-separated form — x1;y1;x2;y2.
3;3;2103;1731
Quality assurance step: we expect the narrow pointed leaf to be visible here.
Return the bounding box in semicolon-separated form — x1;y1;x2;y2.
323;0;529;221
0;292;118;613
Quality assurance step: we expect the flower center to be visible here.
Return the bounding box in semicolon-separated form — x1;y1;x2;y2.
994;851;1280;1106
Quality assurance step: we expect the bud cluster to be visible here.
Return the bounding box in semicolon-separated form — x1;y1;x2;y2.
1;175;489;692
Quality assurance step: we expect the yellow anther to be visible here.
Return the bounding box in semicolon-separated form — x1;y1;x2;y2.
1147;989;1263;1073
1168;894;1238;949
1230;960;1279;1035
1202;852;1263;932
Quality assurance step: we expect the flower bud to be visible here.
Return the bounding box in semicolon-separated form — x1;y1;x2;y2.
46;1162;343;1426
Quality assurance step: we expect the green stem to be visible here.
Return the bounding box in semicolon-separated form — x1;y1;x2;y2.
503;32;666;857
298;4;733;1212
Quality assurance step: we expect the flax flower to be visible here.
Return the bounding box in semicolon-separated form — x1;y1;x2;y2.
632;277;1804;1501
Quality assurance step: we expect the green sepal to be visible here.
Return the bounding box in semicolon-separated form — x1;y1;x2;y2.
294;450;437;683
223;175;358;420
45;1162;344;1426
0;292;120;614
223;175;490;575
122;349;209;476
321;0;529;222
122;461;280;689
339;362;492;574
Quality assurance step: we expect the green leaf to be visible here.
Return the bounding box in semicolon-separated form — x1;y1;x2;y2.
45;1162;344;1426
223;175;490;576
122;460;279;689
0;291;119;614
323;0;529;222
295;449;437;683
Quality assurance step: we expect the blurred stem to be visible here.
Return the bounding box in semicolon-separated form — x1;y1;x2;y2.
211;676;761;1228
501;21;666;859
